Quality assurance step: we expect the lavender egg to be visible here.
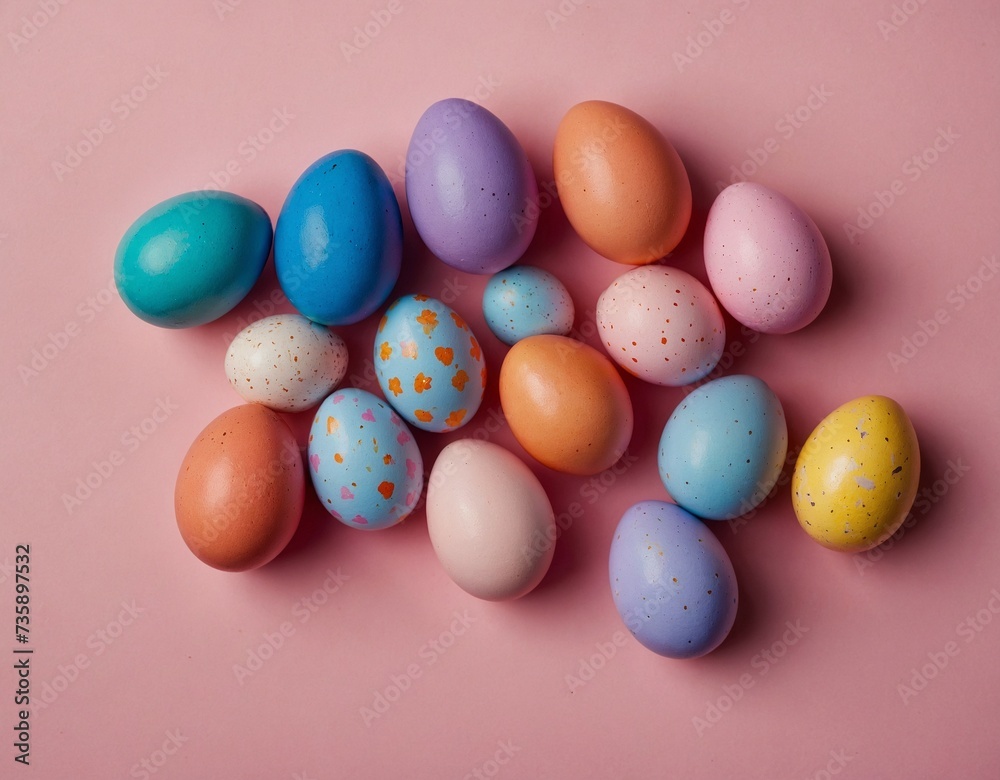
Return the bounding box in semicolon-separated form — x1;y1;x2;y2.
609;500;738;659
405;98;539;274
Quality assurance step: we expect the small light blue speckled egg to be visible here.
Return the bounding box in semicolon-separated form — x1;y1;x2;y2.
482;266;575;346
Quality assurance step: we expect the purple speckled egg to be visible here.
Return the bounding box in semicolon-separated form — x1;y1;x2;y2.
405;98;539;274
609;500;738;658
704;182;832;334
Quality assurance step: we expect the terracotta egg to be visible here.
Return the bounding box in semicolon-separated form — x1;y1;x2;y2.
499;334;633;475
553;100;692;265
175;404;305;572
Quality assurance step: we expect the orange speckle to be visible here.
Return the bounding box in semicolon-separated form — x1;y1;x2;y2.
445;409;467;428
480;366;487;388
400;340;418;359
334;453;344;464
450;311;467;329
434;346;454;366
452;370;469;391
379;342;392;361
415;410;433;423
469;337;481;361
378;315;387;333
377;481;395;499
326;417;339;433
413;294;429;302
416;309;439;335
414;373;432;393
387;377;403;397
383;454;394;465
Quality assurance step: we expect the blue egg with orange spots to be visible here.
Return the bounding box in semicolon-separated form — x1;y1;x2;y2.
308;388;423;531
375;295;486;433
482;266;575;345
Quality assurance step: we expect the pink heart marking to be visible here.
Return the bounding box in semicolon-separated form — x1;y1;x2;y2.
397;431;410;445
351;515;368;525
406;491;419;506
361;408;376;422
340;487;354;500
309;454;321;471
331;394;345;404
406;459;418;479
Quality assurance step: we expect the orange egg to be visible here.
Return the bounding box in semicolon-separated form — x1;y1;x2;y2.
499;335;634;475
175;404;305;572
553;100;692;265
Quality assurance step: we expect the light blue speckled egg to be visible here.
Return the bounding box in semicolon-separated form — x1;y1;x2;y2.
482;266;575;346
308;388;423;531
658;375;787;521
375;295;486;432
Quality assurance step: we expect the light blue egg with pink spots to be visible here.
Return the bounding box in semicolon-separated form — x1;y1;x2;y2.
308;388;423;530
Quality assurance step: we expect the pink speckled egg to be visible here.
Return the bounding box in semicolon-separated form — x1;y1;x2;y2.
704;182;832;334
597;266;725;386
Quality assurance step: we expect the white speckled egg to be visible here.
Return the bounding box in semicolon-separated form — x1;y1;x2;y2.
375;295;486;432
704;182;832;334
596;266;725;386
225;314;348;412
482;266;575;345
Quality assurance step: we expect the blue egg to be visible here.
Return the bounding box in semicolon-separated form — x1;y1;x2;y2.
114;191;271;328
308;388;423;531
609;500;738;658
375;295;486;432
275;150;402;326
658;375;787;521
482;266;575;345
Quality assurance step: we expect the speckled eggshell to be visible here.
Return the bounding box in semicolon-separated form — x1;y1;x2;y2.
658;375;788;520
609;500;738;658
499;334;633;475
427;440;556;601
553;100;692;265
596;265;726;386
704;182;833;334
308;388;423;531
482;266;575;345
225;314;348;413
375;295;486;432
792;395;919;552
405;98;539;274
175;404;304;572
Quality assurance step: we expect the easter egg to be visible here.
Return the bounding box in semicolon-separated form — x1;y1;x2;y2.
482;265;575;345
115;191;272;328
308;388;423;531
405;98;538;274
658;375;788;520
224;314;348;413
275;150;402;326
175;404;304;571
375;295;486;433
609;500;738;658
597;265;725;386
704;182;833;334
499;334;633;475
427;440;556;601
792;395;919;552
553;100;692;264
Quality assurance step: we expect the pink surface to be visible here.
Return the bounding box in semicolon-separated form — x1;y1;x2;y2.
2;1;999;777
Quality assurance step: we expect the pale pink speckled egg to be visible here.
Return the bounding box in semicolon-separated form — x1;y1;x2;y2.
596;266;725;386
704;182;832;334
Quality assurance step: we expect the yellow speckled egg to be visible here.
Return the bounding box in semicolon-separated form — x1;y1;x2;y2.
792;395;919;552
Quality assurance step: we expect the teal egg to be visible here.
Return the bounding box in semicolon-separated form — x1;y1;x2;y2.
114;191;272;328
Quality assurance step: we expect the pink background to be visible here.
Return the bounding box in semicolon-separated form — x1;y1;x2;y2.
2;0;999;777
